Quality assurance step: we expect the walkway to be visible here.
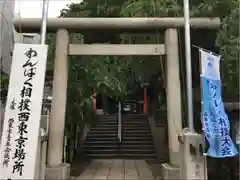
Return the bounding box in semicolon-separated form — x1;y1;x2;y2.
73;159;161;179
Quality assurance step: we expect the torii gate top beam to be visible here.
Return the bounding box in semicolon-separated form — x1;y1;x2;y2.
14;17;221;33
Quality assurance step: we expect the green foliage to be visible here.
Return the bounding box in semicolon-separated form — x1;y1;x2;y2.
121;0;181;17
45;0;240;133
56;0;165;130
216;7;240;99
0;74;9;104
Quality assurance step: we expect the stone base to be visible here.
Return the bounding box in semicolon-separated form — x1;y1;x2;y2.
161;163;180;180
45;163;70;180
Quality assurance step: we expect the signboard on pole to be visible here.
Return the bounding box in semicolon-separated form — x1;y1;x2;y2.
0;43;48;179
200;49;238;158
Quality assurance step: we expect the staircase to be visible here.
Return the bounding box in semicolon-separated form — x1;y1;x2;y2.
84;114;156;159
121;114;156;159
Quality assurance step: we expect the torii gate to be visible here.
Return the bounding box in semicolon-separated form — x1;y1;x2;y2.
14;17;220;179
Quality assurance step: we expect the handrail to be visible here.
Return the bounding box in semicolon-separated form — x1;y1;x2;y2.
117;101;122;142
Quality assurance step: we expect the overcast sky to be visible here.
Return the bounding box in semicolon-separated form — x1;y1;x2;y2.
15;0;81;18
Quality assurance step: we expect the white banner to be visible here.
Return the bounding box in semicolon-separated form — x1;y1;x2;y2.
0;44;48;179
200;49;238;157
200;49;220;80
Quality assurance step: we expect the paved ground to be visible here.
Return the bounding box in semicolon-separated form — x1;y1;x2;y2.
72;159;161;180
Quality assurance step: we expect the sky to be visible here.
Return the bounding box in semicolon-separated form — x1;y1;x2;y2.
14;0;81;18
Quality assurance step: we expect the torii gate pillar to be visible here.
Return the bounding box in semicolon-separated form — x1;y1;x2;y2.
45;29;70;179
161;28;182;179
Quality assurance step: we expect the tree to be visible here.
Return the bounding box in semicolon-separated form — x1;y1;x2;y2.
216;7;240;100
57;2;133;129
49;0;240;128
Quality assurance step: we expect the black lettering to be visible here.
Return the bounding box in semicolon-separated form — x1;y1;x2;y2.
9;98;16;110
210;83;217;90
20;86;32;98
212;91;217;98
218;117;226;127
221;136;231;147
220;127;228;137
214;99;218;107
12;161;24;176
15;136;28;149
13;148;26;161
24;67;36;79
8;118;14;127
23;79;33;87
7;128;12;135
3;159;10;167
18;121;28;135
221;146;231;156
204;112;208;117
5;140;11;147
4;146;11;154
23;48;38;68
18;99;31;111
18;112;30;121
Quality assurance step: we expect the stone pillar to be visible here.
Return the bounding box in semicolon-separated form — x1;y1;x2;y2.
161;28;182;179
45;29;70;179
179;132;207;180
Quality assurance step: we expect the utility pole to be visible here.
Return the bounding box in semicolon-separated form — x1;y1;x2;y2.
180;3;207;180
40;0;49;44
184;0;194;132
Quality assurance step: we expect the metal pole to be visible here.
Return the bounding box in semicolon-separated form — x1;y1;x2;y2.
38;1;49;178
118;101;122;142
184;0;194;132
40;0;49;44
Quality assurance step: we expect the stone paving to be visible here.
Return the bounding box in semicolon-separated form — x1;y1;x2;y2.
74;159;160;180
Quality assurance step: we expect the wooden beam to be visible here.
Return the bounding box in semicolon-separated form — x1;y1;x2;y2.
68;44;165;56
14;17;221;33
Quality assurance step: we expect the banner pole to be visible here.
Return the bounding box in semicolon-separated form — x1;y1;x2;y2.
184;0;194;132
40;0;50;44
199;50;208;180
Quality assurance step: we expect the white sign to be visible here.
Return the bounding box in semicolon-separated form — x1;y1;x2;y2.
200;49;221;80
0;44;48;179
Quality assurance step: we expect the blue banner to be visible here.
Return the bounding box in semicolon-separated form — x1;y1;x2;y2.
200;50;238;158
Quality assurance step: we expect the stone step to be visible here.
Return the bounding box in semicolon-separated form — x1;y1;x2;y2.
86;137;118;141
122;136;152;140
85;140;152;145
96;123;117;126
122;121;149;124
97;121;118;124
87;133;152;137
87;136;152;141
89;130;151;136
89;130;117;134
91;127;118;131
87;133;117;137
84;144;154;149
84;140;119;145
122;125;150;128
122;127;150;131
122;119;148;122
84;149;155;154
85;153;156;159
95;124;118;128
